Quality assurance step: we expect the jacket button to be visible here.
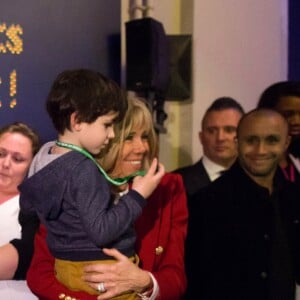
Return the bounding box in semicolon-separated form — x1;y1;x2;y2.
58;294;66;299
260;272;268;279
263;234;270;240
293;219;299;224
155;246;164;255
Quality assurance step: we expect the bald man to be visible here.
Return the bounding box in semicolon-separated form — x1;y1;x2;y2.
185;109;300;300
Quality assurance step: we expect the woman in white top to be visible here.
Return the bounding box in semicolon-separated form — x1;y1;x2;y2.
0;122;40;299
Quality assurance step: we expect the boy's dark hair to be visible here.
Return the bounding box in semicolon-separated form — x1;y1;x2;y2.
257;80;300;108
46;69;127;134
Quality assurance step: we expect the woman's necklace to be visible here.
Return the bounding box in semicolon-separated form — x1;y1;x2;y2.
55;140;145;186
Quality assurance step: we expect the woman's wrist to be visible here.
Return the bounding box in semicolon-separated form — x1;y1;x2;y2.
136;270;153;294
137;272;159;300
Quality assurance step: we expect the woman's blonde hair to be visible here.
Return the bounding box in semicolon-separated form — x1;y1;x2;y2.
98;97;158;176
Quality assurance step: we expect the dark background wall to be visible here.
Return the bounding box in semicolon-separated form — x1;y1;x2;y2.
288;0;300;80
0;0;120;142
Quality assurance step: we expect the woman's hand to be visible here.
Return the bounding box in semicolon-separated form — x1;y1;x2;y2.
83;248;153;300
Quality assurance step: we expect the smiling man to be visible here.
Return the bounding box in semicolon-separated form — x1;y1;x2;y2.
237;109;290;190
185;108;300;300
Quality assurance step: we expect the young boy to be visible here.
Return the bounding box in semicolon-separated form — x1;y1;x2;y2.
19;69;164;298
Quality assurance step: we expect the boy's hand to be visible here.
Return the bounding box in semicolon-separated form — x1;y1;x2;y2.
131;158;165;199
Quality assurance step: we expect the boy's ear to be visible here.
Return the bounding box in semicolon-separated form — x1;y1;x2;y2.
70;112;81;131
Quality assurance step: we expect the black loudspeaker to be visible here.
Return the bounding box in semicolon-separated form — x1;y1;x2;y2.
126;17;170;94
166;35;192;100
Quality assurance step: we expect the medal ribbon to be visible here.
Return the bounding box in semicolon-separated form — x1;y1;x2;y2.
55;140;145;186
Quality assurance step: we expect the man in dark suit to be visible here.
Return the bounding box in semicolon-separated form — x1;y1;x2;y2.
173;97;244;202
177;97;244;300
185;108;300;300
175;97;245;300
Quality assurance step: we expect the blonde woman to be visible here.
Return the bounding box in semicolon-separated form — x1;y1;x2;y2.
27;97;188;300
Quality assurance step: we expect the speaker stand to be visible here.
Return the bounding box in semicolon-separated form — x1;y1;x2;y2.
144;90;168;134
